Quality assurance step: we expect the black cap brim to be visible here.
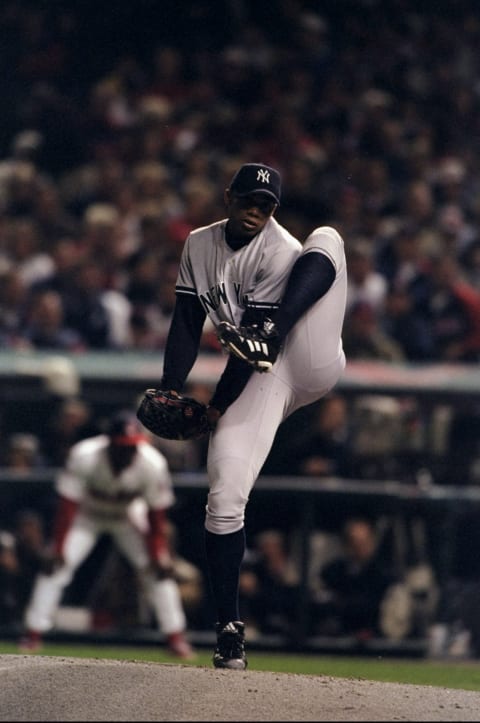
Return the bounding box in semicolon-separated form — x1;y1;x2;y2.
232;189;280;205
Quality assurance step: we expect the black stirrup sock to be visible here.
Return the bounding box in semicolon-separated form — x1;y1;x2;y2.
205;527;246;625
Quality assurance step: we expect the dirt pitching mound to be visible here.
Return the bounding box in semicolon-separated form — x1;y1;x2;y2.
2;654;480;721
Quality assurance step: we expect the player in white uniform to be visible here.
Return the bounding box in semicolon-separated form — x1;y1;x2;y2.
159;163;347;669
19;410;195;659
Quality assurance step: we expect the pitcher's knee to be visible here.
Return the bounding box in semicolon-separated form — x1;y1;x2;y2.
205;507;245;534
205;460;252;534
205;491;246;534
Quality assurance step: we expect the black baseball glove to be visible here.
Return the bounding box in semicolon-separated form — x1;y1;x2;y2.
136;389;211;440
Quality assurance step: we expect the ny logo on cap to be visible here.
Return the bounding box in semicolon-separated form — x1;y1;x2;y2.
257;169;270;184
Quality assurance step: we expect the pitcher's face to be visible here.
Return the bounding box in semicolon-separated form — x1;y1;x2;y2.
225;190;277;243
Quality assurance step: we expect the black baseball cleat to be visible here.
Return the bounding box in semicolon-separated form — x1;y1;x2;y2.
217;319;281;372
213;621;248;670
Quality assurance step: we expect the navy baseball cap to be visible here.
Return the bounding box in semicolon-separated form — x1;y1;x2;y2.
106;410;146;446
229;163;281;205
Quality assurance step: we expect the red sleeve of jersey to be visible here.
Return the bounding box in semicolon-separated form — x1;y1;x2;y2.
146;508;169;561
53;495;79;556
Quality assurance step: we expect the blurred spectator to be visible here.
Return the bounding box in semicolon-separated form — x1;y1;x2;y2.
61;258;132;349
346;238;388;314
433;156;470;209
148;46;189;102
394;180;439;258
349;395;408;480
311;517;398;639
0;132;44;210
436;202;476;257
411;253;480;362
281;393;355;478
20;287;85;351
41;397;99;467
2;433;45;470
361;156;397;218
434;401;480;486
79;202;125;273
328;185;364;240
32;179;79;243
342;300;406;362
4;216;55;288
135;204;171;256
126;252;178;349
380;285;433;361
132;160;182;221
30;236;84;298
166;177;220;247
3;161;42;218
58;258;110;348
124;249;161;316
128;307;159;350
459;238;480;291
110;178;144;258
239;529;301;639
100;287;132;349
376;224;430;293
0;268;30;348
0;530;19;624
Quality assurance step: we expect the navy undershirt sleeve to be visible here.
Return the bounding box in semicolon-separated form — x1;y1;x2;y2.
161;294;206;391
209;353;254;414
272;252;336;340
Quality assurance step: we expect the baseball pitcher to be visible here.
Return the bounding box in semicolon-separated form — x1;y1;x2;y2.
141;163;347;669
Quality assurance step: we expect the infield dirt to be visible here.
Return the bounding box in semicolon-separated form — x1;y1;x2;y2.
2;654;480;721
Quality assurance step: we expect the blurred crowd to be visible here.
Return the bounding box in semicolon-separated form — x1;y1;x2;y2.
1;1;480;362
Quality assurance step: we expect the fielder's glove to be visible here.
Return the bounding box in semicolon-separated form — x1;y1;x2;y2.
136;389;212;440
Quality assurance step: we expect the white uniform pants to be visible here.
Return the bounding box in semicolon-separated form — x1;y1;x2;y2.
206;351;346;534
24;513;186;635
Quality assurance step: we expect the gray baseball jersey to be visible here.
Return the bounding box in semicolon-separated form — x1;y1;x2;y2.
176;216;302;327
